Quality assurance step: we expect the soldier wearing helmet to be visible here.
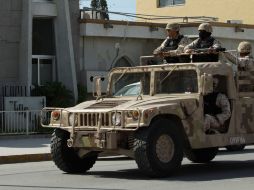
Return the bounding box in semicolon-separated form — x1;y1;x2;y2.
153;22;191;63
204;76;231;133
225;41;254;70
184;23;222;53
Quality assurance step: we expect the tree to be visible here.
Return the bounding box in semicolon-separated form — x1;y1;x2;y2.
99;0;109;20
90;0;99;9
90;0;99;19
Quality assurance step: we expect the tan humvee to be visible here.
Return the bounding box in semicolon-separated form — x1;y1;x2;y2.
41;52;254;177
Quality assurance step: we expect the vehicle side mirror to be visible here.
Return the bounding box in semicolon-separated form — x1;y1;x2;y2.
90;76;105;98
201;73;213;95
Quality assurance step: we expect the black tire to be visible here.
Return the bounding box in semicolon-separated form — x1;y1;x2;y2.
226;145;246;151
51;129;98;173
133;119;184;177
185;147;218;163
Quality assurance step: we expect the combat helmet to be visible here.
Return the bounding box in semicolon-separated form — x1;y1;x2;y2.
198;23;213;33
238;41;252;53
165;23;180;31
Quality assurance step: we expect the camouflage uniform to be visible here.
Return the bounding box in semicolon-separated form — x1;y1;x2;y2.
140;23;191;65
154;22;191;55
184;37;221;51
225;41;254;70
153;35;192;56
204;93;231;131
184;23;222;52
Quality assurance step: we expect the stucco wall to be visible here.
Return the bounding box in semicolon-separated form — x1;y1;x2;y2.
0;0;22;82
136;0;254;24
80;21;254;92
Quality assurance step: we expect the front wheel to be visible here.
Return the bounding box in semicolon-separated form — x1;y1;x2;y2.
185;147;218;163
51;129;98;173
134;119;184;177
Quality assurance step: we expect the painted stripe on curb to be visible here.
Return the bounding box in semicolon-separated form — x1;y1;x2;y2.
0;153;52;164
0;153;126;164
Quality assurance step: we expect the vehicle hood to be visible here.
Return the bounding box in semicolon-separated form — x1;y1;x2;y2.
65;94;199;113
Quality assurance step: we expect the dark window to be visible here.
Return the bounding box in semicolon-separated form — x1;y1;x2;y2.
159;0;185;7
155;70;198;94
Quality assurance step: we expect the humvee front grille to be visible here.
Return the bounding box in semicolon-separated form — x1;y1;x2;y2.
79;112;111;127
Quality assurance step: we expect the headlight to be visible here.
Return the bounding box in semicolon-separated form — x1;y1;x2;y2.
111;112;121;126
51;110;60;121
68;113;78;126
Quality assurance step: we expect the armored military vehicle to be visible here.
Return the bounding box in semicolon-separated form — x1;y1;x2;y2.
41;52;254;177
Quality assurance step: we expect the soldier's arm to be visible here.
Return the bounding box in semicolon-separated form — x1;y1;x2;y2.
224;52;238;64
216;93;231;125
170;37;192;56
153;38;169;55
184;39;198;53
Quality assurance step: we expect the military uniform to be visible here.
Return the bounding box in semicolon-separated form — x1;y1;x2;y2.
225;41;254;70
184;23;222;52
153;35;192;56
184;37;221;51
153;23;191;63
204;92;231;131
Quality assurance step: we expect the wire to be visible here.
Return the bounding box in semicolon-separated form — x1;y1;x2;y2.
82;7;218;22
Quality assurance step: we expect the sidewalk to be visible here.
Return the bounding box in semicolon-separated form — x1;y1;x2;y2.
0;135;51;164
0;135;123;164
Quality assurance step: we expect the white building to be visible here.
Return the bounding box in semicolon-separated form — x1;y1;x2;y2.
0;0;79;102
1;0;254;109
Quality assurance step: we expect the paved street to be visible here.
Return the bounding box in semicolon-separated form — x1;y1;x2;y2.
0;147;254;190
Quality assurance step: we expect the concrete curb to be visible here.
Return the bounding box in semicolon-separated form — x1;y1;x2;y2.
0;134;51;140
0;153;52;164
0;152;127;165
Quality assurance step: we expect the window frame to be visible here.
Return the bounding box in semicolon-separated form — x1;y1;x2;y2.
157;0;186;8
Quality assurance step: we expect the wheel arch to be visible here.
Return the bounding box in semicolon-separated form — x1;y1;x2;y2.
149;114;191;149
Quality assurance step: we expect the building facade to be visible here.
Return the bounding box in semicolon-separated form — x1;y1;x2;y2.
0;0;79;101
136;0;254;24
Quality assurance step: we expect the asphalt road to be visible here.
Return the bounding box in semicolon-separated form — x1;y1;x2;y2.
0;148;254;190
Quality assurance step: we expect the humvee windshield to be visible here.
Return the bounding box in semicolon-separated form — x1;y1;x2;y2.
111;69;198;96
111;72;151;96
155;70;198;94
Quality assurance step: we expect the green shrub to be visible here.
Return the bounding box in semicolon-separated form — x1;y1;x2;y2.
31;82;73;107
77;84;87;103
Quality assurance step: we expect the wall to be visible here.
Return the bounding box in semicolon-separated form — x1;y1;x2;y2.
136;0;254;24
80;20;254;92
0;0;22;82
79;20;165;91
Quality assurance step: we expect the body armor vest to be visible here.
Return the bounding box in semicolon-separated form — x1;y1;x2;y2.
164;35;184;63
196;37;215;49
204;92;222;116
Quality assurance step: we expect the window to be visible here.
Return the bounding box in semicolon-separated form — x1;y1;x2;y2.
111;72;150;96
155;70;198;94
159;0;185;7
32;56;56;86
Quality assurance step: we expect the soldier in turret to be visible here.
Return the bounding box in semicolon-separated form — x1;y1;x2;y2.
140;23;191;65
153;23;191;59
225;41;254;71
184;23;221;53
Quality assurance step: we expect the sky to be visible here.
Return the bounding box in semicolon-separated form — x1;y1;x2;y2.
80;0;136;21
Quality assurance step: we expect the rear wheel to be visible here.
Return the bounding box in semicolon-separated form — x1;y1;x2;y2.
134;119;184;177
51;129;98;173
226;145;245;151
185;147;218;163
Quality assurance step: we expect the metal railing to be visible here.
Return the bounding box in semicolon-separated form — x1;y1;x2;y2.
0;110;41;135
0;84;30;97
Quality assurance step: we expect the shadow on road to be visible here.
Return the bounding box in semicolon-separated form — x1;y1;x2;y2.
85;159;254;181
